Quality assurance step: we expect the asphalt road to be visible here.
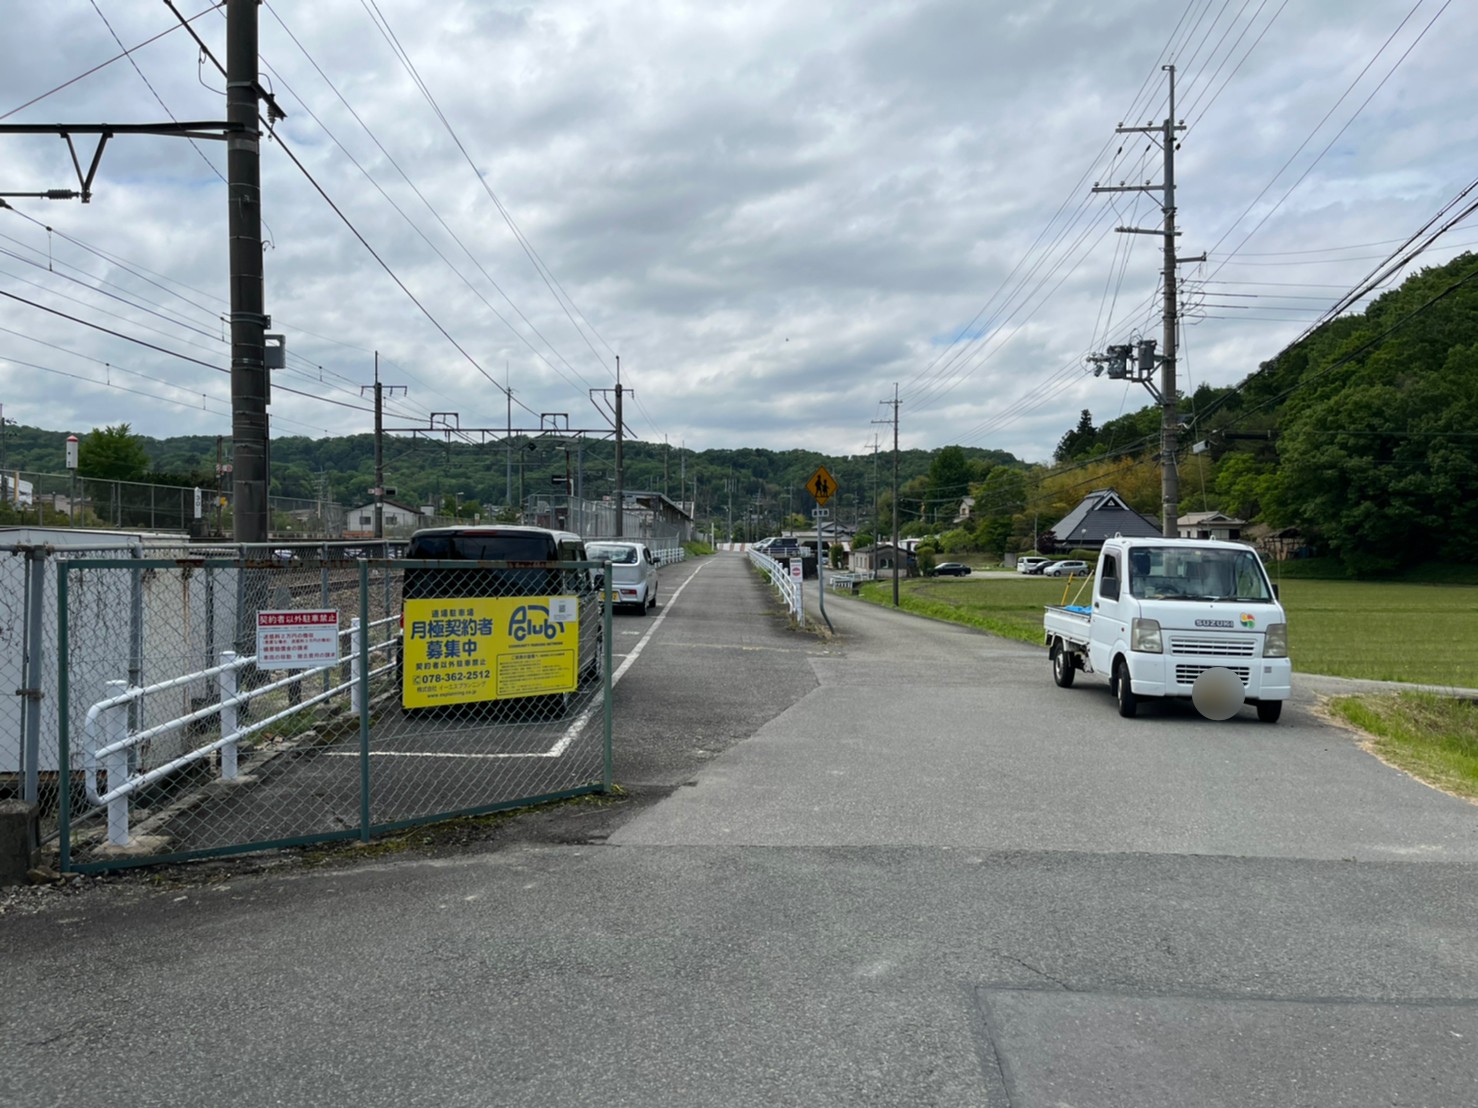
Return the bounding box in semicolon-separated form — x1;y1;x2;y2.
4;551;1476;1107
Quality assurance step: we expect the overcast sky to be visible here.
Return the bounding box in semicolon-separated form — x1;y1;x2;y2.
2;0;1475;465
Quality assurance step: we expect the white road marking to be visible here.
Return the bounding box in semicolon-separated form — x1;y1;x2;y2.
341;560;712;760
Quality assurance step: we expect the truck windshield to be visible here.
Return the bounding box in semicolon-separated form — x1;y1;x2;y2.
1126;546;1273;602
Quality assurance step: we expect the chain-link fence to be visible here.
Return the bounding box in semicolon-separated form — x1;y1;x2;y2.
35;551;611;871
1;470;351;538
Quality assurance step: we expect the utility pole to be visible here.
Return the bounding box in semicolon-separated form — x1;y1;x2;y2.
614;357;625;537
360;352;406;538
874;386;900;605
1090;64;1202;537
505;365;513;509
227;0;269;544
588;358;629;537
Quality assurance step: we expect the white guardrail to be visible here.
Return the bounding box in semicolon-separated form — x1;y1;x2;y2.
82;615;399;847
748;548;803;622
654;546;687;567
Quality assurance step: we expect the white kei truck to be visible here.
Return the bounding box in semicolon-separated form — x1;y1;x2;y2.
1042;537;1292;722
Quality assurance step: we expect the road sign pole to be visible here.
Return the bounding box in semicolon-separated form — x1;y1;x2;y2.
815;510;832;632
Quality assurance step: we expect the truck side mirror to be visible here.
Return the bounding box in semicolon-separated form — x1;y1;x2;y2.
1271;583;1280;601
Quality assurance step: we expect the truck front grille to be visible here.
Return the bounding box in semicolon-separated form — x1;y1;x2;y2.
1168;635;1257;657
1175;663;1250;687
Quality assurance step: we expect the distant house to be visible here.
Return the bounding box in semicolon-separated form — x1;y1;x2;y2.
1177;510;1245;542
953;496;975;525
850;543;917;577
1042;488;1161;551
344;498;424;537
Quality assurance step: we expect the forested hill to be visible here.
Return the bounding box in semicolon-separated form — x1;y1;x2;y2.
0;413;1020;534
1054;250;1478;573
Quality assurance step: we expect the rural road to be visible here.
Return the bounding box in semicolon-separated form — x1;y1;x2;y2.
4;551;1475;1107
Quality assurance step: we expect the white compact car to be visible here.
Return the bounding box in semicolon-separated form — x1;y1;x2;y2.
586;540;660;614
1016;556;1050;575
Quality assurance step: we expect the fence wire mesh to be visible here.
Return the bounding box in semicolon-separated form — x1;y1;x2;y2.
51;554;611;871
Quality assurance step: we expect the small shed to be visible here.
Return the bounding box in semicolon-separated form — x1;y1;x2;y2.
850;543;917;577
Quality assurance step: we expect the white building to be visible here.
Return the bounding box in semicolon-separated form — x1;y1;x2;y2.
345;498;424;536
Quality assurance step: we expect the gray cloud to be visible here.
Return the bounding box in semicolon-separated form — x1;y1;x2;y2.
2;0;1474;466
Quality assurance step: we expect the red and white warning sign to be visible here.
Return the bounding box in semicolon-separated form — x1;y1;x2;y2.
256;610;340;670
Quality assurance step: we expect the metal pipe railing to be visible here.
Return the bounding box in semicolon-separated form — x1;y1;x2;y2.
748;548;802;622
81;614;399;846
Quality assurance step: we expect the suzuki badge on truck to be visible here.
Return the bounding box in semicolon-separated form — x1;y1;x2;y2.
1042;537;1291;722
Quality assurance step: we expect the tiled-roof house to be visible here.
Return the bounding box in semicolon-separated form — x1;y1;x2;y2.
1042;488;1161;551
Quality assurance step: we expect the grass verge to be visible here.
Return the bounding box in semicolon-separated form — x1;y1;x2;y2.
857;578;1061;644
1328;693;1478;802
854;574;1478;686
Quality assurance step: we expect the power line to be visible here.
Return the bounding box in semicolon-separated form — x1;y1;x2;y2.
0;4;216;121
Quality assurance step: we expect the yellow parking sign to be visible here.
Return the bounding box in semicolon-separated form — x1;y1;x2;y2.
401;596;579;707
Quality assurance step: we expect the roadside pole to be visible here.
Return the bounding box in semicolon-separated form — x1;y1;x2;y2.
814;507;832;633
804;464;837;633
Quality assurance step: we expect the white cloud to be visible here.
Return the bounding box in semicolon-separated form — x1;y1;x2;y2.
2;0;1475;465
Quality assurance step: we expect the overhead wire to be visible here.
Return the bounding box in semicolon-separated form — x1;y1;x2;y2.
259;4;606;410
0;3;217;121
357;0;616;384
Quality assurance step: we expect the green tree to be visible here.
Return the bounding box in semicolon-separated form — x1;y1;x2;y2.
1212;453;1276;521
925;445;970;523
77;423;150;481
1054;409;1097;462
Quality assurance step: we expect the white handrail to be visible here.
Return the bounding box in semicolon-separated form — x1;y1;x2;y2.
81;613;399;847
748;548;802;621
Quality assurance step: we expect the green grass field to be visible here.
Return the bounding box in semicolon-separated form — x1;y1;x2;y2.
858;573;1478;687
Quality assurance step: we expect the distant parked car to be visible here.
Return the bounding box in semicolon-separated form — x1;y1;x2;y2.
1016;556;1050;575
1042;559;1090;577
929;562;972;577
586;540;659;613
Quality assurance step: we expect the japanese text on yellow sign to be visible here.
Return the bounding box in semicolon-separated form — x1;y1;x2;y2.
401;596;579;707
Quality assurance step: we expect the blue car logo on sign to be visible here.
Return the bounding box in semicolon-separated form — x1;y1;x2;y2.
508;604;561;643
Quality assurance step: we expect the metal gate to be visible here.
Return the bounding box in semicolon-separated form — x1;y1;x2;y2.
51;554;613;872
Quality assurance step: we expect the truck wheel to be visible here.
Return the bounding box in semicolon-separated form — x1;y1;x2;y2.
1256;700;1282;723
1114;658;1138;718
1051;643;1076;688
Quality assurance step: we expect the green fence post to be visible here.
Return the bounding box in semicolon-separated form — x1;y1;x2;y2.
602;567;613;792
57;561;71;872
358;559;371;841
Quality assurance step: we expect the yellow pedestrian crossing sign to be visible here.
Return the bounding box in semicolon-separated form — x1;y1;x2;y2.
805;465;837;507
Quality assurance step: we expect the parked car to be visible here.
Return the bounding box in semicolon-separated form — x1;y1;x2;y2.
929;562;972;577
1016;556;1050;575
585;540;660;614
1041;559;1090;577
397;525;604;710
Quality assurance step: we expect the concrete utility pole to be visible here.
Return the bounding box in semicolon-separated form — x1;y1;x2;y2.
613;357;625;537
360;352;406;539
1090;65;1203;537
505;365;513;509
227;0;269;543
874;387;901;606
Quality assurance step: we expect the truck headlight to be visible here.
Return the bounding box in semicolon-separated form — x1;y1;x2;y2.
1264;622;1288;658
1131;617;1162;653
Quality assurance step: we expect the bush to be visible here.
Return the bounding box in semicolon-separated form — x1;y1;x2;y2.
939;527;973;554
